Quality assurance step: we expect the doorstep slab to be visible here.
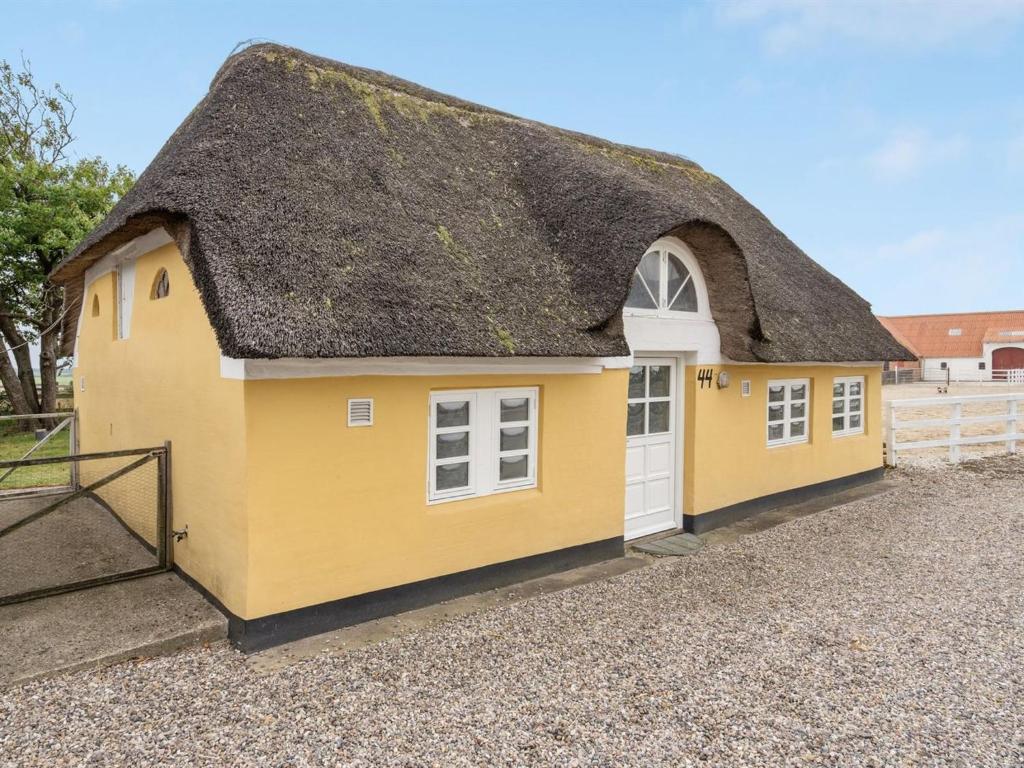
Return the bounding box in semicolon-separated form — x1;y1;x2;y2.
0;571;227;688
631;533;705;557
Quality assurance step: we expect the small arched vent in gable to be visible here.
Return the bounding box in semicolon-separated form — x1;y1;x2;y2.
91;294;100;317
150;268;170;300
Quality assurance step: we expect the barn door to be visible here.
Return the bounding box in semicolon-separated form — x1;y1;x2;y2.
993;347;1024;381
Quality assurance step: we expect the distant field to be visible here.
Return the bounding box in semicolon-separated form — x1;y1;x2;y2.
0;427;72;490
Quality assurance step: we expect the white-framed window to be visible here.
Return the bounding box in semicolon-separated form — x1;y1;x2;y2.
767;379;810;447
624;248;699;315
626;363;672;436
832;376;864;436
428;387;538;503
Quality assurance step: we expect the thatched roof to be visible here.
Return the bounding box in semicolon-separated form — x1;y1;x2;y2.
53;44;912;363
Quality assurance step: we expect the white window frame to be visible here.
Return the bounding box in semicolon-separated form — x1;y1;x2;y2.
626;361;674;437
766;378;810;447
427;387;538;504
622;244;707;319
831;376;865;437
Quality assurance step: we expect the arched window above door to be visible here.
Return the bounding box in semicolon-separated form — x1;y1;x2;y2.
624;242;705;317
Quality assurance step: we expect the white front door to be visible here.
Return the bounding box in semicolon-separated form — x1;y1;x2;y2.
624;358;677;540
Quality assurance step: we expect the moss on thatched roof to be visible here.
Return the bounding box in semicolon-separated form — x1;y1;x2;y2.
53;44;912;363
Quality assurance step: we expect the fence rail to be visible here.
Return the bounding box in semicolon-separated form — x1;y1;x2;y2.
0;411;78;493
885;393;1023;466
883;368;1024;385
0;443;172;606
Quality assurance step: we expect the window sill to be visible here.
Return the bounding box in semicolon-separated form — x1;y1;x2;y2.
623;310;711;322
832;430;866;439
427;481;538;506
767;438;810;449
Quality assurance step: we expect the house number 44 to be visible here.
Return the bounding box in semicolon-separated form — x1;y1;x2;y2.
697;368;715;389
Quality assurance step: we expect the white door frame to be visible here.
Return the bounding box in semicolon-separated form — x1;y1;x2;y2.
670;352;688;532
626;352;688;537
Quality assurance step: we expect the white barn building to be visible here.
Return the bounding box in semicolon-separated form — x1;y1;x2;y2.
878;311;1024;382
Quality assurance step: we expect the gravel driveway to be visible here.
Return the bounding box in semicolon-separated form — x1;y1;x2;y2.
3;457;1022;767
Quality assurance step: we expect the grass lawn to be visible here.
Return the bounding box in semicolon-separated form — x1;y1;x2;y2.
0;426;72;490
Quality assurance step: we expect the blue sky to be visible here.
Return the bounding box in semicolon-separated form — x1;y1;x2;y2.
4;0;1023;316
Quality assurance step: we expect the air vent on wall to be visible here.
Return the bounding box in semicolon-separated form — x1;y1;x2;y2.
347;398;374;427
741;380;751;397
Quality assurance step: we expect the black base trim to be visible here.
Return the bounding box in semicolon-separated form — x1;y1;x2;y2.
179;537;624;653
172;563;236;623
683;467;885;535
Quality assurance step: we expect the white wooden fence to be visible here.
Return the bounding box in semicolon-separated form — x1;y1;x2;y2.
884;393;1023;467
882;368;1024;386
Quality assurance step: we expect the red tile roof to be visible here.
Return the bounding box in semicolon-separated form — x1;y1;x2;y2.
983;327;1024;343
877;311;1024;358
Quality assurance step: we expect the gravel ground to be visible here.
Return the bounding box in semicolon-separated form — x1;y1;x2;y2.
3;456;1023;767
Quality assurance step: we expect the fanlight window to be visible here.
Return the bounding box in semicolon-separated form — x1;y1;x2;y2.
625;250;698;313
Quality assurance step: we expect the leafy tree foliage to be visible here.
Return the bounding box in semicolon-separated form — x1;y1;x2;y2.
0;55;133;419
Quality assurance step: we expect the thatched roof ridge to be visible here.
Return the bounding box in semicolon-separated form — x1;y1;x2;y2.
54;43;913;363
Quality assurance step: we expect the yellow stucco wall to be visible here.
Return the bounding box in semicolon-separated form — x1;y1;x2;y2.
71;241;884;623
241;371;628;619
73;244;249;614
683;364;882;516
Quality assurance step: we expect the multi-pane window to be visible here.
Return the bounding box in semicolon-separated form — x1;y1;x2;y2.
626;363;672;437
624;250;699;314
428;388;538;502
832;376;864;436
767;379;809;446
497;395;532;483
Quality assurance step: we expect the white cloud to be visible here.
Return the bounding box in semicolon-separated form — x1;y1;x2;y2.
867;130;967;180
829;214;1024;314
719;0;1024;54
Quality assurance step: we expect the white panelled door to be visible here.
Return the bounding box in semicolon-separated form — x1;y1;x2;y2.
624;359;677;540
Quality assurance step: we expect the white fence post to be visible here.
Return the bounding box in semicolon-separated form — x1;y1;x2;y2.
885;400;897;467
884;393;1023;465
949;402;962;463
1010;400;1018;455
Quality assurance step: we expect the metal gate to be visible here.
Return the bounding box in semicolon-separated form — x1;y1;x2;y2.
0;414;172;606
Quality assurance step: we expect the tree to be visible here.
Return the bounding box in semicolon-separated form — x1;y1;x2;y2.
0;55;133;421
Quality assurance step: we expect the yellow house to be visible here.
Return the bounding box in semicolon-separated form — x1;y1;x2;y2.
52;45;912;650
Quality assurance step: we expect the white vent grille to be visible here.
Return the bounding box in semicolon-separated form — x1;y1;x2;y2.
948;328;962;336
741;379;751;397
347;398;373;427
